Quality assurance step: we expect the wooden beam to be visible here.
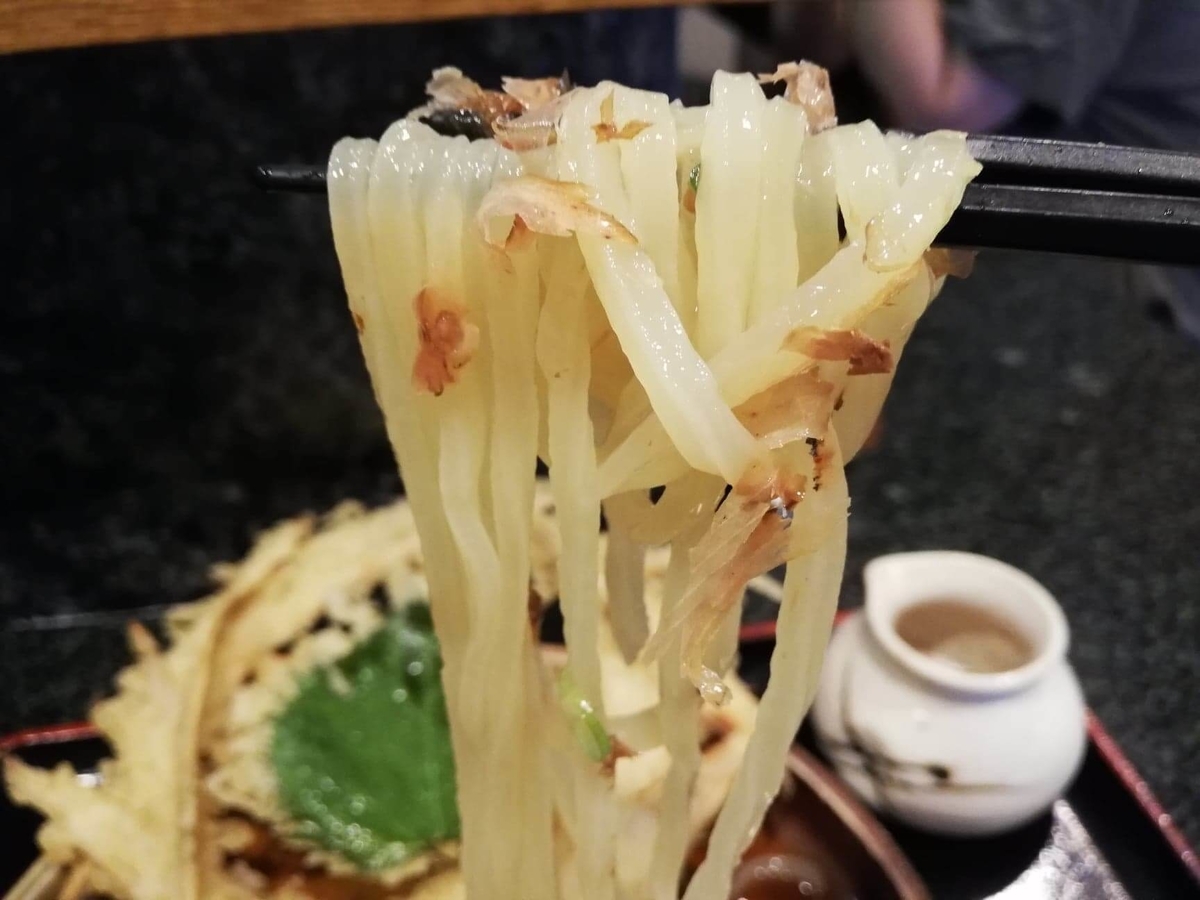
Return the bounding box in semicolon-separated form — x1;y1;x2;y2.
1;0;759;56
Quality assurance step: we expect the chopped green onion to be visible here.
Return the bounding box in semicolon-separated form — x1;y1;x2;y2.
556;671;611;763
689;163;702;195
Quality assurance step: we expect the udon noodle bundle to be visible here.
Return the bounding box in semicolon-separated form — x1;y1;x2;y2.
327;65;979;900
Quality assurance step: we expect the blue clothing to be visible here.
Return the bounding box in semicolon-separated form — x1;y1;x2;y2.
946;0;1200;335
947;0;1200;151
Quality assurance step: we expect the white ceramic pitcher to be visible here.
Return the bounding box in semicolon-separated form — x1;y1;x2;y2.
810;551;1088;837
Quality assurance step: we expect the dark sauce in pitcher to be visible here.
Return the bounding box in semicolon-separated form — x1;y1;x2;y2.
895;599;1034;675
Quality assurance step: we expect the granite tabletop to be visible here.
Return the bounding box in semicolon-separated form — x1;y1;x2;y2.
1;10;1197;862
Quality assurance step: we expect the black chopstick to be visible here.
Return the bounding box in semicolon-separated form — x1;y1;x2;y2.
964;133;1200;199
254;163;325;193
944;183;1199;266
254;135;1200;265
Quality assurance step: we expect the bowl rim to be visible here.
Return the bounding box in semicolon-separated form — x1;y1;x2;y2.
783;744;932;900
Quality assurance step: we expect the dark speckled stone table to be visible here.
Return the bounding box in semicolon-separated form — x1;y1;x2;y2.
1;10;1198;860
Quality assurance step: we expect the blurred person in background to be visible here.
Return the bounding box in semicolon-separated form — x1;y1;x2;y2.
773;0;1200;339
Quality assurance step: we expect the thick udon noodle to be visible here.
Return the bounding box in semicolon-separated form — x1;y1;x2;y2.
328;70;979;900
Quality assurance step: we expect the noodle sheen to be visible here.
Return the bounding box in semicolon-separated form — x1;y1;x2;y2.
328;68;979;900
